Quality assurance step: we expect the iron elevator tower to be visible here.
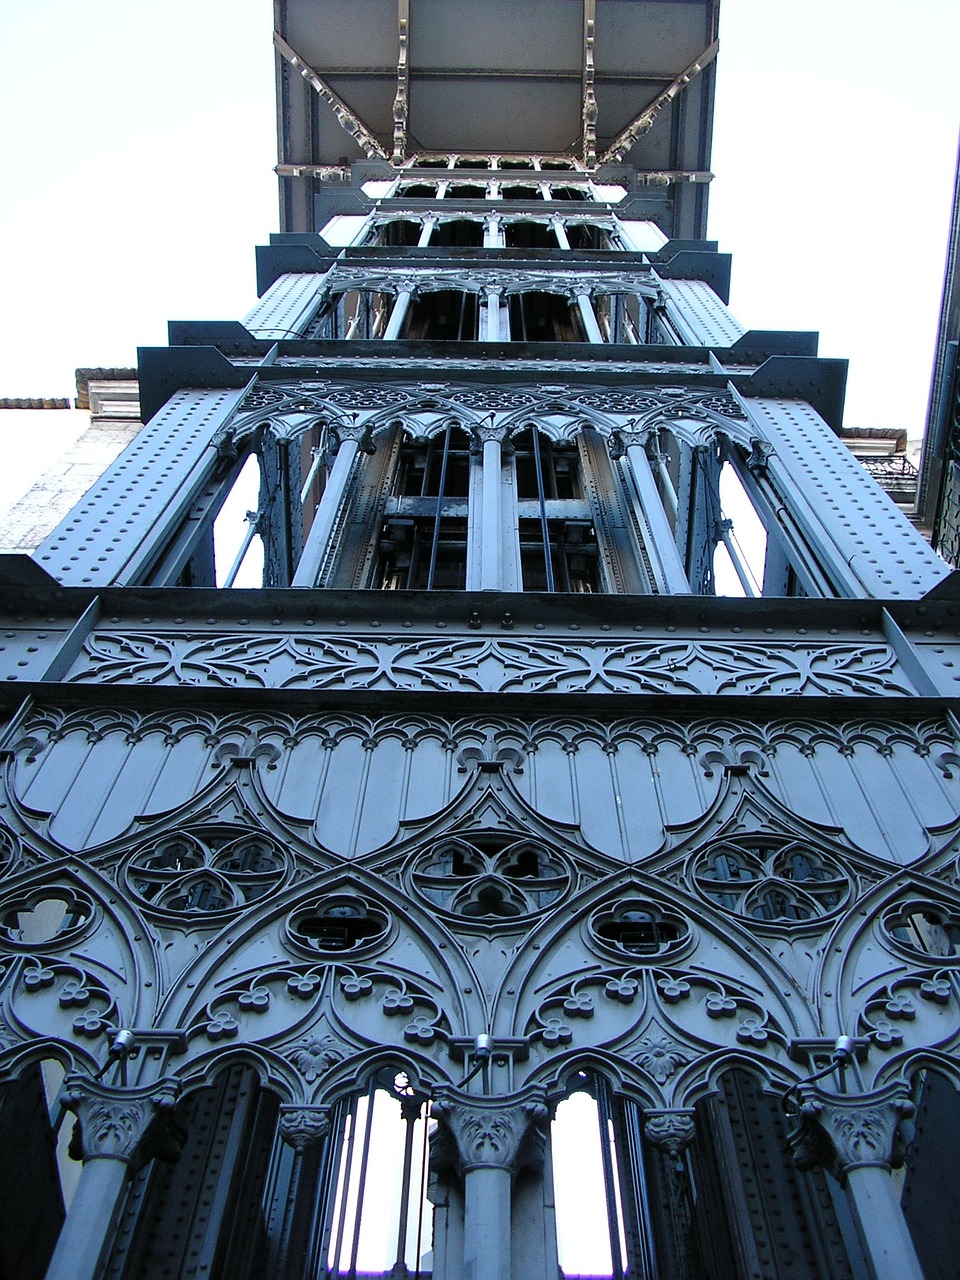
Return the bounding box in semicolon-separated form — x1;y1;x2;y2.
1;3;960;1278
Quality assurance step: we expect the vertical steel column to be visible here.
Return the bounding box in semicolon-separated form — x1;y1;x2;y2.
44;1077;181;1280
792;1088;925;1280
418;216;437;246
384;285;416;339
551;217;571;249
530;427;556;592
573;289;605;343
393;1096;425;1271
484;285;504;342
426;420;453;590
431;1095;548;1280
473;418;506;591
845;1166;925;1280
484;215;505;248
291;420;372;587
463;1166;513;1280
611;430;689;593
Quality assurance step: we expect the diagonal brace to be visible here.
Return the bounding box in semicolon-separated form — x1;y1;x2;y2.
599;39;719;165
274;31;389;161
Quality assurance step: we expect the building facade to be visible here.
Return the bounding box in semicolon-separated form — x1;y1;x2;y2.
2;3;960;1278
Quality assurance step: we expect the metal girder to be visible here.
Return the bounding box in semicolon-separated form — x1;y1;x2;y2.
393;0;410;163
274;31;389;162
582;0;597;168
599;39;719;166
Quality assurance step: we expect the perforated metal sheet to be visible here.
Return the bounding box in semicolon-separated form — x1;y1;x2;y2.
243;274;326;339
743;396;950;599
36;389;247;587
659;278;745;347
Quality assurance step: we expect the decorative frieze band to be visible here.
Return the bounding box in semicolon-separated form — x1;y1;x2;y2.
66;630;916;698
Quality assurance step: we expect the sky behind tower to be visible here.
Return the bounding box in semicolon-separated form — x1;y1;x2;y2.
0;0;957;448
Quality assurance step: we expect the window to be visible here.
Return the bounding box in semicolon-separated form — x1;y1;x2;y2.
499;184;542;201
508;291;584;342
503;220;561;250
304;289;391;339
430;219;485;248
445;183;488;200
402;289;479;341
593;292;648;342
375;425;471;590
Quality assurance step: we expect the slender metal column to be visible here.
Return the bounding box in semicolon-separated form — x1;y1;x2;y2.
383;284;416;339
484;285;504;342
551;217;571;249
610;429;689;593
431;1093;549;1280
472;418;506;591
652;445;679;519
291;420;373;587
791;1086;924;1280
718;521;758;596
45;1076;181;1280
46;1158;128;1280
572;289;604;343
530;427;555;593
845;1165;924;1280
417;215;437;246
463;1166;513;1280
393;1095;425;1270
484;215;505;248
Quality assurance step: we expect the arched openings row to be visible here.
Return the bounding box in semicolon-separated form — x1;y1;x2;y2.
301;273;667;346
140;395;832;598
8;1049;957;1280
371;215;621;253
393;177;593;202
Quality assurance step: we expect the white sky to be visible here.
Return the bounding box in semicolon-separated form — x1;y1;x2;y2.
0;0;958;450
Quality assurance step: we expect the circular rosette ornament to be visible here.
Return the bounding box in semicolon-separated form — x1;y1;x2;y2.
588;899;691;963
693;840;850;929
124;826;290;920
411;834;569;922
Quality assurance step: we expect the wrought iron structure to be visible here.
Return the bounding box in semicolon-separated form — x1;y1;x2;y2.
1;2;960;1279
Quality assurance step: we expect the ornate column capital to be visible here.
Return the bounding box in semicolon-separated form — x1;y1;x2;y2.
278;1105;332;1153
62;1074;183;1168
789;1085;915;1180
644;1109;696;1160
470;419;509;447
329;418;376;454
607;425;654;459
431;1092;548;1176
744;437;774;476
